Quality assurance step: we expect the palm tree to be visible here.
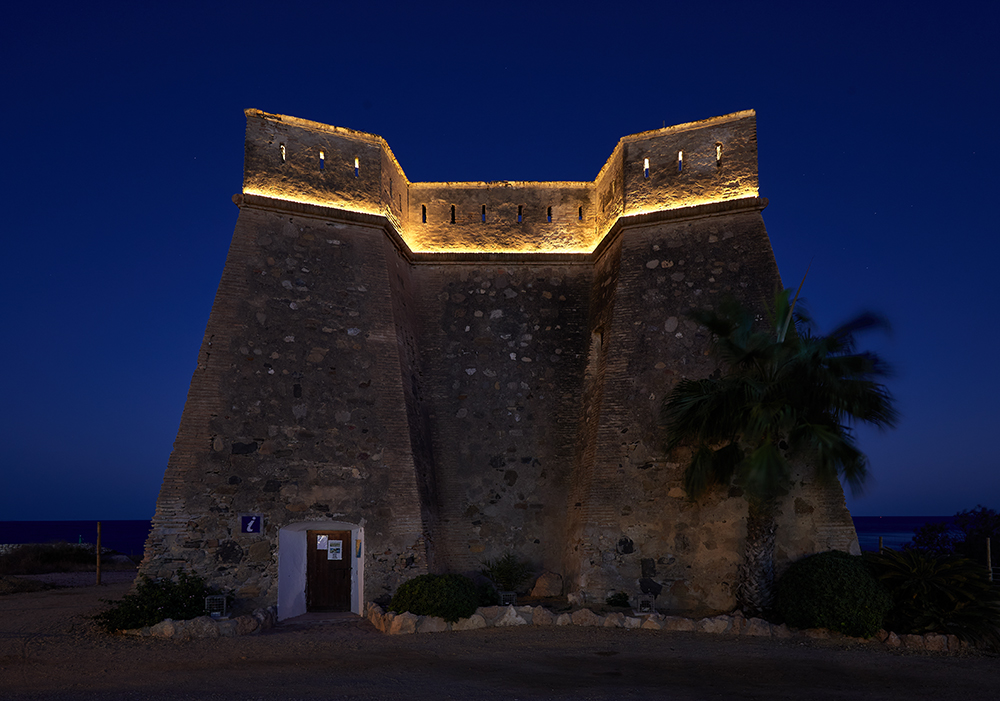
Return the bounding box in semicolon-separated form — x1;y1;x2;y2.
662;287;898;616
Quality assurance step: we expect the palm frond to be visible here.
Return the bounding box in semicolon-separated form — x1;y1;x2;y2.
663;289;895;500
738;442;791;500
663;287;896;615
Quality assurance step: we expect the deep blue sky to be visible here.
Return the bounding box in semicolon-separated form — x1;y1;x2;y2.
2;1;997;520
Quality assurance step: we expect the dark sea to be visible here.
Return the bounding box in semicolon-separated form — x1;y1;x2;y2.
0;520;151;559
0;516;950;558
852;515;955;552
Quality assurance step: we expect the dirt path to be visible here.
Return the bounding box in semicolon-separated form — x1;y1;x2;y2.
1;580;997;700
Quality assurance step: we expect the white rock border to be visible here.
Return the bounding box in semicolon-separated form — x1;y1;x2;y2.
365;603;972;653
120;606;277;640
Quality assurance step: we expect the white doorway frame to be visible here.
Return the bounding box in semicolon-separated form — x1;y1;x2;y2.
277;520;364;620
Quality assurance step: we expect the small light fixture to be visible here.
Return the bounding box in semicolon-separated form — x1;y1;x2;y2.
279;143;286;162
319;150;325;170
354;157;359;177
644;158;649;178
677;150;683;172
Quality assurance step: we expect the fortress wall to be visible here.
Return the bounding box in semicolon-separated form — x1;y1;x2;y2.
380;142;409;232
560;233;623;590
594;144;625;237
411;262;594;574
405;182;596;254
145;110;862;616
774;467;862;569
568;207;780;613
243;110;388;216
141;195;256;581
381;229;441;570
141;203;431;607
621;111;759;215
239;109;758;256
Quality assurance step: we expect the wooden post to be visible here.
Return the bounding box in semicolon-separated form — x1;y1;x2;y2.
878;536;884;554
96;521;102;586
987;537;992;583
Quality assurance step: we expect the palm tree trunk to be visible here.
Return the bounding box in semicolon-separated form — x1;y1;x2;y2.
736;496;776;616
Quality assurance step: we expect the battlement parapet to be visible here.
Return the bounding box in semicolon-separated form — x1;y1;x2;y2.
242;109;759;254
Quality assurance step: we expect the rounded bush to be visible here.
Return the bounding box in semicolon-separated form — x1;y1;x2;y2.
92;571;223;632
774;550;891;638
389;573;480;623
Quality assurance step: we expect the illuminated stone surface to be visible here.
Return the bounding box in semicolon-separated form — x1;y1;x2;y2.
140;110;858;618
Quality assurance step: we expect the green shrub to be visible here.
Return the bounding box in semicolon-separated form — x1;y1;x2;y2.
774;550;891;638
92;571;222;632
606;591;630;608
865;548;1000;649
476;581;500;607
481;553;532;592
389;574;480;623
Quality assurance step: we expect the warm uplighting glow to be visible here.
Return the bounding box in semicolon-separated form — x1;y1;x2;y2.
244;182;760;256
243;109;759;256
242;187;386;219
624;190;760;220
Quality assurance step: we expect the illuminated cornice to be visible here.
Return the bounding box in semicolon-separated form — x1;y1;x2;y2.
239;192;768;265
241;109;761;257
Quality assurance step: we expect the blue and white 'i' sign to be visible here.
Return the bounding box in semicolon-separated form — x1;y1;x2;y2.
240;513;263;534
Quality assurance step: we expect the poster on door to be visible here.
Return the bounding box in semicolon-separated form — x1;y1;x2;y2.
327;539;343;560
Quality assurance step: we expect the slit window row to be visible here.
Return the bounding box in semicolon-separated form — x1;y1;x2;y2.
642;144;724;177
277;143;361;177
278;142;727;190
421;205;586;224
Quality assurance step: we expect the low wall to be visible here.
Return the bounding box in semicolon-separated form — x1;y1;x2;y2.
364;602;972;653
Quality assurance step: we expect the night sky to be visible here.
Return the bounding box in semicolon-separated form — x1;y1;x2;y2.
2;2;997;520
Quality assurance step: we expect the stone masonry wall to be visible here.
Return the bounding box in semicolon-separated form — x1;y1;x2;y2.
143;109;859;617
142;201;432;608
569;206;779;614
412;261;593;574
407;182;595;253
240;109;759;255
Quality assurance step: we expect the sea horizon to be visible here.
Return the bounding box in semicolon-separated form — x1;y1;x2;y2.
1;516;956;558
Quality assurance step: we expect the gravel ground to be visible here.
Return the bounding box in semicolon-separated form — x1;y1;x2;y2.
1;577;997;700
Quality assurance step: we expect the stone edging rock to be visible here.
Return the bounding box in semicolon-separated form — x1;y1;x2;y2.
365;603;971;653
121;606;277;640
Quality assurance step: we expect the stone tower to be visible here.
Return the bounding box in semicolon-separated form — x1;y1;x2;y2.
140;109;859;619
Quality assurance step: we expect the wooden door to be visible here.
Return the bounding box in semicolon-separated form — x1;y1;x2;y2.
306;530;352;612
